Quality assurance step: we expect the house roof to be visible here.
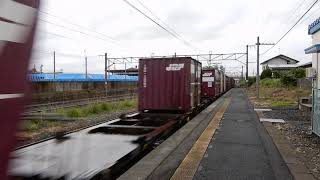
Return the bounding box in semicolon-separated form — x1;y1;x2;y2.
260;54;299;65
298;62;312;68
29;73;138;82
267;64;298;69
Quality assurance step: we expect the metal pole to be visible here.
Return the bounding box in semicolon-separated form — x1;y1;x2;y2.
53;51;56;79
246;45;248;81
125;62;127;80
256;36;260;99
85;55;88;79
241;66;244;80
105;53;108;96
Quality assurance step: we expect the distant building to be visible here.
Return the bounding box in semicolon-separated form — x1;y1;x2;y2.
260;54;299;71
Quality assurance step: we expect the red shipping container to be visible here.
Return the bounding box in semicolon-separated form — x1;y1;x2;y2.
138;57;201;113
201;69;216;98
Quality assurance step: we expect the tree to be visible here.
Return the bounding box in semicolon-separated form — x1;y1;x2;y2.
260;67;272;79
291;68;305;78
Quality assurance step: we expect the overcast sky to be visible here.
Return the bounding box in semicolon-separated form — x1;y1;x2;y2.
31;0;320;77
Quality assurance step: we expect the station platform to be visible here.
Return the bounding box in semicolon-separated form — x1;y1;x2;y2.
171;88;293;180
119;89;294;180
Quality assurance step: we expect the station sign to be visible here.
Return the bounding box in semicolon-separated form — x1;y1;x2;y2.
309;16;320;35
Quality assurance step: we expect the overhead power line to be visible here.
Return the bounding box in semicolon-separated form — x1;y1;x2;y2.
134;0;184;41
122;0;200;52
261;0;319;55
38;18;117;44
287;0;309;24
38;10;117;42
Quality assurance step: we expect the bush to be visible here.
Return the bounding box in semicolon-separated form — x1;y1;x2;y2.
272;71;282;78
248;77;256;87
280;72;297;86
291;68;305;78
239;80;246;87
260;68;272;79
260;78;282;88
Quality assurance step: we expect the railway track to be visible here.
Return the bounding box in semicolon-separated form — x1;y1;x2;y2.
24;93;137;115
10;111;184;179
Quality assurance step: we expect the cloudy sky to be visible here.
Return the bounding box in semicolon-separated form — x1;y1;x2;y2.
31;0;320;77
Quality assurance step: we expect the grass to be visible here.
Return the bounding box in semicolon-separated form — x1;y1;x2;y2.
22;120;60;132
247;85;311;108
57;99;137;118
260;78;282;88
271;101;295;107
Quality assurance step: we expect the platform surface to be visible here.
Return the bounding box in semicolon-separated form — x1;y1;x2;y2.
189;89;293;180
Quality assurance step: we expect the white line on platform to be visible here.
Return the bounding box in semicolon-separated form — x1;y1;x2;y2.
254;109;272;112
260;118;285;123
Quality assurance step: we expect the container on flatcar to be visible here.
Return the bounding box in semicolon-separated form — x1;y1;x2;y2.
201;68;218;99
215;70;221;96
138;57;201;113
226;76;231;91
220;71;226;94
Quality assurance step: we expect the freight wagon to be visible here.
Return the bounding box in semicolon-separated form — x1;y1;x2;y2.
138;57;201;113
201;68;219;100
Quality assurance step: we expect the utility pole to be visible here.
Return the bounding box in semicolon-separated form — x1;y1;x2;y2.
125;62;127;81
246;45;248;81
85;55;88;79
255;36;275;99
105;53;108;96
53;51;56;79
241;66;244;80
256;36;260;99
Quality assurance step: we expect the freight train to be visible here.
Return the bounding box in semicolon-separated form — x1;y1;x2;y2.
139;57;234;113
9;57;235;180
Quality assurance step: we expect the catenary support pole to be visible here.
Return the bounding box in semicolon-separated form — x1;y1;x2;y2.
53;51;56;79
105;53;108;96
246;45;248;81
256;36;260;99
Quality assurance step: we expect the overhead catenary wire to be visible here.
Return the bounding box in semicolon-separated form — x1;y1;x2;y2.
134;0;185;41
38;18;117;45
261;0;319;55
38;10;117;42
122;0;200;52
286;0;310;24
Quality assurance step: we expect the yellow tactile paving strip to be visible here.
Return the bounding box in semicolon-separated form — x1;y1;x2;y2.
170;98;231;180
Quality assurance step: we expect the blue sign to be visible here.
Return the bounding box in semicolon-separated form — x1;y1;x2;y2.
309;17;320;35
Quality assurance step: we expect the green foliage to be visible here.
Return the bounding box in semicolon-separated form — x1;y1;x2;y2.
291;68;305;78
271;101;294;107
260;68;272;79
66;109;83;118
59;99;137;118
280;72;297;86
239;80;246;87
23;120;57;131
272;71;282;78
260;78;282;88
248;77;256;87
